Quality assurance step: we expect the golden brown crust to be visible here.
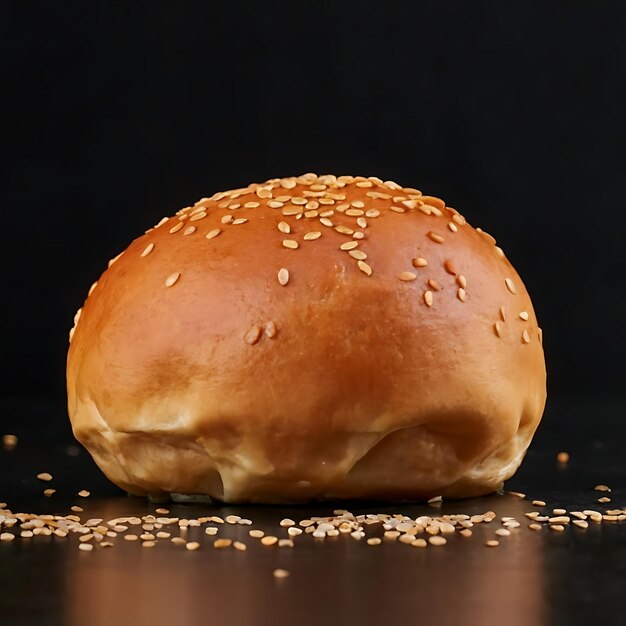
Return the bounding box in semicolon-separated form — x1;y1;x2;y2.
66;174;546;502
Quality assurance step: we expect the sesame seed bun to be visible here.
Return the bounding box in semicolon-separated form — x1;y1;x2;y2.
66;173;546;503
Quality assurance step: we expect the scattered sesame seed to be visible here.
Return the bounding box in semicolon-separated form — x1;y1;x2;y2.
189;212;207;222
141;243;155;257
280;518;295;527
164;272;180;288
78;490;90;498
340;241;359;251
288;527;303;537
357;261;372;276
448;222;458;232
522;329;530;344
213;539;232;549
36;473;53;482
233;541;247;551
278;268;290;286
183;226;197;236
244;326;262;345
573;520;589;529
519;311;530;321
303;231;322;240
428;536;447;546
142;541;156;548
278;221;291;234
43;489;56;497
532;500;546;507
273;568;290;579
597;497;611;504
457;288;467;302
412;257;428;268
348;250;367;260
456;275;467;288
221;215;233;224
427;279;442;291
505;278;517;295
124;534;138;541
205;228;221;240
443;260;457;275
205;527;218;536
169;222;184;234
557;452;570;464
427;231;444;244
186;542;200;551
427;496;442;504
499;306;507;322
365;209;380;218
550;525;565;532
594;484;611;492
261;536;278;546
485;540;499;547
399;272;417;282
232;218;248;225
366;538;381;546
79;543;93;552
424;291;434;307
264;321;277;338
282;239;299;249
494;322;503;338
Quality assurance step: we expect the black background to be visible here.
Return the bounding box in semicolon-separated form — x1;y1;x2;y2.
2;1;625;436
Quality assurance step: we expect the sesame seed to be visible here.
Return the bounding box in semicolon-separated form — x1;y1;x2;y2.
399;272;417;281
357;260;372;276
189;212;207;222
412;257;428;268
291;197;307;205
443;260;457;275
597;497;611;504
304;210;319;218
273;569;290;579
495;529;511;537
335;225;354;235
365;209;380;218
171;537;186;545
141;243;155;257
283;207;302;216
519;311;530;321
357;218;367;228
594;484;611;492
232;218;248;225
346;209;364;217
264;321;277;338
183;225;196;235
186;542;200;551
288;527;303;537
485;540;499;547
79;543;93;552
169;222;184;234
268;201;284;209
424;291;434;307
494;322;503;337
277;268;289;286
78;490;90;498
390;206;406;213
261;536;278;546
164;272;180;288
320;217;333;227
429;536;447;546
352;231;365;240
532;500;546;507
366;538;381;546
448;222;458;232
348;250;367;260
213;539;232;549
457;288;467;302
282;240;298;249
303;231;322;240
249;529;264;538
452;214;466;226
573;520;589;529
233;541;247;551
456;275;467;288
124;535;138;541
340;241;359;251
244;326;262;345
427;279;442;291
244;201;260;208
36;472;53;482
43;489;56;497
427;231;444;244
557;451;570;464
221;215;233;224
505;278;517;295
522;329;530;343
205;228;221;240
205;527;218;536
351;200;365;208
280;518;295;527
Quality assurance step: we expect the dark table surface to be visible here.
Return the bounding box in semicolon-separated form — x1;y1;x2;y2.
1;396;624;626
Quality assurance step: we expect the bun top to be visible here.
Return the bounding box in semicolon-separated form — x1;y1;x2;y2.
67;173;546;502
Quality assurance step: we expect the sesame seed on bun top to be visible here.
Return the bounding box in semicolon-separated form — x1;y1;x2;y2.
67;173;546;503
